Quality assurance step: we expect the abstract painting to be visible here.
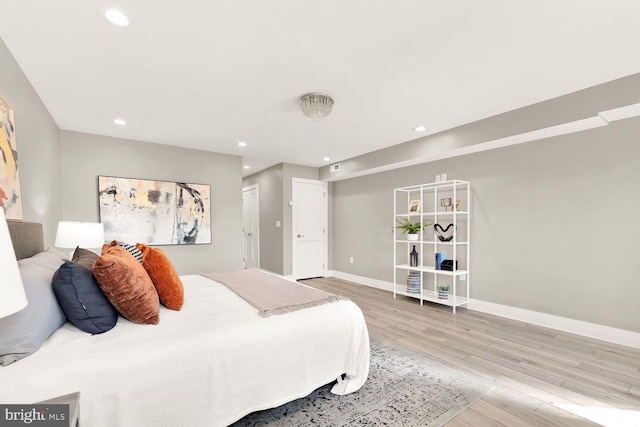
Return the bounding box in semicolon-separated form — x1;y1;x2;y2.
0;97;23;220
98;176;211;245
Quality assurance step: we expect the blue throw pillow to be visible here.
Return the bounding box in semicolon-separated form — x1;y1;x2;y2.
52;261;118;334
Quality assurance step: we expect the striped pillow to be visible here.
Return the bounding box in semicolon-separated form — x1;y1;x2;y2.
117;242;143;264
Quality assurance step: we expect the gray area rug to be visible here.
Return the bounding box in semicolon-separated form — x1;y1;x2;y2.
232;335;492;426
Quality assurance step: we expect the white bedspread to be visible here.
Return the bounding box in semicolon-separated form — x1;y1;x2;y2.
0;274;370;427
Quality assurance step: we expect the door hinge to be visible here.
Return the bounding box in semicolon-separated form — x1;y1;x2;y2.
323;228;325;234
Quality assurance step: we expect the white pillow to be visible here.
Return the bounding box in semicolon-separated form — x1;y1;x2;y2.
0;250;67;366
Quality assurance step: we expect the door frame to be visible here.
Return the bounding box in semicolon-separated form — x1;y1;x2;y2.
242;183;260;269
291;177;328;280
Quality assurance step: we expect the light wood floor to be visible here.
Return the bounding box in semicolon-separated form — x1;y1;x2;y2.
301;277;640;427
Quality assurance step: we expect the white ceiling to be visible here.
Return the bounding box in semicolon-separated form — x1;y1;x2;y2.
1;1;640;176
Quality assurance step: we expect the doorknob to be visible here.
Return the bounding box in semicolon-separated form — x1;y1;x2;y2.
247;232;252;236
297;234;304;238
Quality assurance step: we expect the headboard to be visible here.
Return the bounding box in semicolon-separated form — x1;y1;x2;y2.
7;221;45;260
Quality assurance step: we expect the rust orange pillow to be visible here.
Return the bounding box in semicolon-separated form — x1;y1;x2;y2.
136;243;184;310
92;246;160;324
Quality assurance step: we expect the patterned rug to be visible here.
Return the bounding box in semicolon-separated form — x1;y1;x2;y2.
232;335;492;426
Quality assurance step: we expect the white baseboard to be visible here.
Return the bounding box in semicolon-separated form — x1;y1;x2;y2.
329;270;640;349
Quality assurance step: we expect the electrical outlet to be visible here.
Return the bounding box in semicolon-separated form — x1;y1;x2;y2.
349;257;354;264
275;220;281;228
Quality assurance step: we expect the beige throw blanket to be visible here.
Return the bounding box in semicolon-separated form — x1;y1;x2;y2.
202;268;347;317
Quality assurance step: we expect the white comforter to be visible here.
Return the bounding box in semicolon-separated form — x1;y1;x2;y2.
0;274;370;427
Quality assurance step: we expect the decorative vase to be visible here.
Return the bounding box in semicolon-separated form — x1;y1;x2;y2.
410;245;419;267
407;233;419;241
437;289;449;300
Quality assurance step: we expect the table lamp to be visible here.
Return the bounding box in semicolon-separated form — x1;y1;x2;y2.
54;221;105;257
0;208;28;318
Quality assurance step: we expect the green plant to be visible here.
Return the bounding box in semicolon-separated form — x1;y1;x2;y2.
437;286;450;292
394;218;432;234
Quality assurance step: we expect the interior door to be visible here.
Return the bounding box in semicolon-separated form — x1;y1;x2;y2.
242;185;259;269
292;178;327;279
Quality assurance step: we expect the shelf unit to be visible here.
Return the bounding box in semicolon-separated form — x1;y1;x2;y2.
393;180;470;313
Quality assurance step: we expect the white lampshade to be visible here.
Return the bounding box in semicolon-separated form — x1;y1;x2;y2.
0;208;28;318
54;221;105;249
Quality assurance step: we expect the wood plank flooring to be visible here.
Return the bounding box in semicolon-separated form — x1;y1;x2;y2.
301;277;640;426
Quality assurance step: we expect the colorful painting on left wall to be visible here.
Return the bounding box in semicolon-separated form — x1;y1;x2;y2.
0;97;23;220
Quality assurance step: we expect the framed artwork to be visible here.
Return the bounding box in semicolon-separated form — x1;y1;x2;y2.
440;198;452;211
98;175;211;245
0;97;23;220
408;199;421;213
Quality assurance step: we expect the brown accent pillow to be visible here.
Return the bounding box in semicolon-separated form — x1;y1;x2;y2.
72;247;99;269
136;243;184;310
92;246;160;324
101;240;119;254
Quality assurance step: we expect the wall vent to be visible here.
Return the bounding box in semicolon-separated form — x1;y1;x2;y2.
330;163;341;172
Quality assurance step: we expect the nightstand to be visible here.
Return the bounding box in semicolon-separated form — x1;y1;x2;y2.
37;392;79;427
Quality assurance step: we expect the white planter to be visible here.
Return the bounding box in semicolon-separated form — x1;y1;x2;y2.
438;290;449;300
407;233;419;241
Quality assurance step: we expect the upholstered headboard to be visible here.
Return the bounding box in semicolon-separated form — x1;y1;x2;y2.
7;221;44;260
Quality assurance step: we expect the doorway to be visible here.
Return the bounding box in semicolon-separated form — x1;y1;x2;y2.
292;178;327;279
242;184;259;269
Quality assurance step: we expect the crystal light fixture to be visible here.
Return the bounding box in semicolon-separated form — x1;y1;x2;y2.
299;93;334;122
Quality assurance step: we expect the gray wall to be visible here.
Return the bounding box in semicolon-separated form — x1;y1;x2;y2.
243;163;319;276
60;130;243;275
0;37;62;245
243;164;284;275
332;117;640;333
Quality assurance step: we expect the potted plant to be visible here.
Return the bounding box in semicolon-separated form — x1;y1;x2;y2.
437;285;449;300
395;218;432;241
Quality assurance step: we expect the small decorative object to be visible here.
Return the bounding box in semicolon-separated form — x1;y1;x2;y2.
435;252;445;270
409;245;419;267
455;200;461;211
440;198;452;211
395;218;432;241
437;286;450;300
406;271;421;294
0;97;23;220
434;223;455;242
408;199;421;213
441;260;458;271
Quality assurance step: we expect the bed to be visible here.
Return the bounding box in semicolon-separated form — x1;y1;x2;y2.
0;221;370;427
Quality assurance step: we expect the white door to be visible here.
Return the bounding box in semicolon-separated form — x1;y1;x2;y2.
292;178;327;279
243;185;259;269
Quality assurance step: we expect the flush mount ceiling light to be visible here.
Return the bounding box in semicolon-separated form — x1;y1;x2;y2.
322;157;331;162
113;118;126;125
243;165;250;170
299;93;334;122
413;125;427;132
100;7;130;27
237;141;247;147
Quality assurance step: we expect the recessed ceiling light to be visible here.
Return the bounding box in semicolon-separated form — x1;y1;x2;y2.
413;125;427;132
113;118;126;125
237;142;247;147
102;8;130;27
243;165;250;170
322;157;331;162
